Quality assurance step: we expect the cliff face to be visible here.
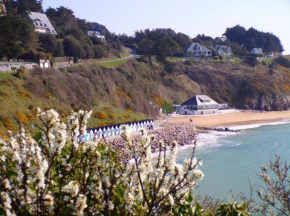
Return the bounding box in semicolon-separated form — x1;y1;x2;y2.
1;59;290;133
23;60;290;112
175;60;290;111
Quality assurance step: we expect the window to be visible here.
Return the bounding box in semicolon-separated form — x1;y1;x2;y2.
35;22;38;26
44;23;47;27
39;23;43;26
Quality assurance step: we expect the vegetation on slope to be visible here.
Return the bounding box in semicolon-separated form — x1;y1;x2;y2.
1;58;290;134
0;0;125;62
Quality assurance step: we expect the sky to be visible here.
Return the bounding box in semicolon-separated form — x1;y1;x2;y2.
43;0;290;54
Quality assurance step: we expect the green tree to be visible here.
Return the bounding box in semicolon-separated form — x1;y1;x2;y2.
38;34;58;54
63;35;86;61
16;0;43;15
243;56;259;69
274;56;290;68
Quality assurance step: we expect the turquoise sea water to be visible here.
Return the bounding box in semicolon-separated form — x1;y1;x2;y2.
176;121;290;200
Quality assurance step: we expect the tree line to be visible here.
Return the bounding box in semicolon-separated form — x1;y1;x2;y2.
0;1;284;62
0;0;123;62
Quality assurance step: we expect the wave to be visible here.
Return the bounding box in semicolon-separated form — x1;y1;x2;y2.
227;120;290;131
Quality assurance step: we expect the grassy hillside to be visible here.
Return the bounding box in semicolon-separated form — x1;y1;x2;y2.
1;58;290;135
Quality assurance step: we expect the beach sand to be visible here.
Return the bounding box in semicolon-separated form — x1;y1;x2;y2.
169;110;290;127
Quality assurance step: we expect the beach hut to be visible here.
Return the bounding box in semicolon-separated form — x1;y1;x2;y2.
133;123;137;132
90;130;94;140
130;123;134;133
102;128;107;138
106;127;111;137
84;133;90;141
111;126;115;136
115;126;119;135
94;129;98;138
98;128;103;138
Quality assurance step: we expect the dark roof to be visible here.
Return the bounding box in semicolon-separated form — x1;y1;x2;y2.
182;95;218;106
185;43;211;52
182;96;198;106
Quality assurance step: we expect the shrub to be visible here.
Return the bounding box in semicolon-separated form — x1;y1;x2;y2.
44;92;52;99
123;114;130;118
108;112;115;119
16;66;26;79
274;56;290;68
116;89;126;97
0;90;8;98
0;109;207;215
0;131;7;141
161;102;175;114
261;61;267;66
257;156;290;215
15;112;28;125
164;61;176;73
16;85;31;98
185;60;192;65
94;111;108;119
153;96;165;107
269;61;278;69
27;114;35;121
2;117;14;130
243;56;259;68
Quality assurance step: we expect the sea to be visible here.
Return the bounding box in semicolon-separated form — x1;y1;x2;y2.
176;120;290;201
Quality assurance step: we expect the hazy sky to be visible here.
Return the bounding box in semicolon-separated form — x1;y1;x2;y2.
43;0;290;54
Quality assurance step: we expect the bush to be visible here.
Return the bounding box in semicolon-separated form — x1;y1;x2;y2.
2;117;14;130
185;60;192;65
261;61;267;66
274;56;290;68
243;56;259;68
0;90;8;98
15;112;28;124
161;102;175;114
164;61;176;73
108;112;115;119
44;92;52;99
94;111;108;119
269;61;278;69
16;66;26;79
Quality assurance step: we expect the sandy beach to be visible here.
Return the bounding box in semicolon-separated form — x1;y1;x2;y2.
169;110;290;127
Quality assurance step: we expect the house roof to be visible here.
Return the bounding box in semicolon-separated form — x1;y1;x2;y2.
28;12;57;35
185;43;211;52
182;95;219;106
215;45;232;53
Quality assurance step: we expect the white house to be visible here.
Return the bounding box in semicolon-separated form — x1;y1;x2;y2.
215;45;232;57
251;48;263;55
178;95;228;115
28;12;57;35
87;25;106;42
184;43;212;57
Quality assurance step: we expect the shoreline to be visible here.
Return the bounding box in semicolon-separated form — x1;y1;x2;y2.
169;110;290;128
